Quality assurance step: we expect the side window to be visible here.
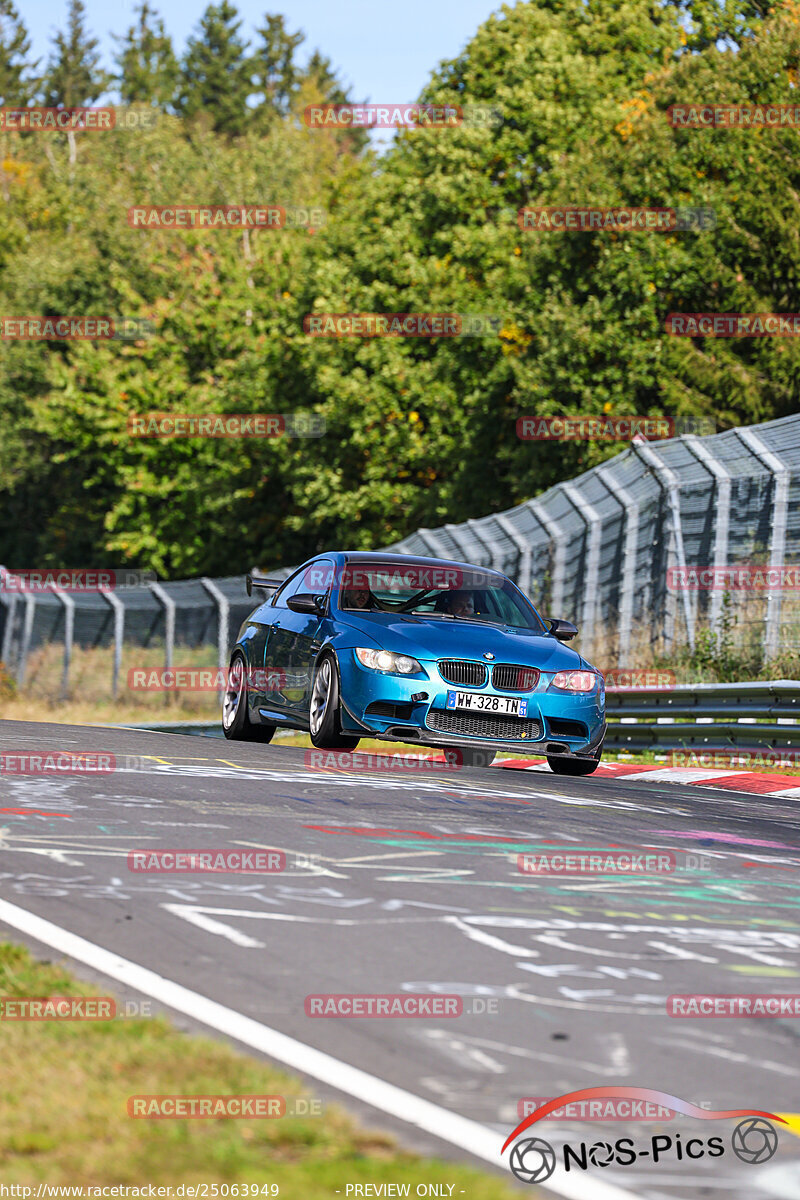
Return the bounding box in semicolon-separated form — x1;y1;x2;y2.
304;559;334;597
271;568;307;608
272;560;334;608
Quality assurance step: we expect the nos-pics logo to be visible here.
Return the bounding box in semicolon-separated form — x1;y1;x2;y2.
502;1088;783;1184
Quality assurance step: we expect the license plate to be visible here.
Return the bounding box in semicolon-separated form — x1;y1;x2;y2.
446;690;528;717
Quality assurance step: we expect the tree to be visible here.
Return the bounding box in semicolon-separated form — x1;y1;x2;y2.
177;1;251;136
251;13;304;119
0;0;37;106
113;1;178;108
300;50;369;154
42;0;109;106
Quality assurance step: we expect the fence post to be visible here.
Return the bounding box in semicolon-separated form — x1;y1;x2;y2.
53;587;74;699
561;483;602;660
416;528;451;559
201;578;230;705
595;462;639;663
0;566;17;667
16;592;35;687
529;500;568;618
683;435;732;636
460;520;493;569
442;522;478;568
494;513;533;597
632;441;695;652
736;428;790;661
148;582;175;707
101;588;125;700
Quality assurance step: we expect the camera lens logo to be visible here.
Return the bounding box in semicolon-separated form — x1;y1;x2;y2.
588;1141;615;1167
509;1137;556;1184
731;1118;778;1165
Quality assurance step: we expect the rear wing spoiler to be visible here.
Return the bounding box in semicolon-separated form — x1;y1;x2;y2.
246;571;284;597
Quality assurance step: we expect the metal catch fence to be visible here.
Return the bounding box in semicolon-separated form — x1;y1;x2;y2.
1;413;798;691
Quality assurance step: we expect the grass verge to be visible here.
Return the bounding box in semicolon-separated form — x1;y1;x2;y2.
0;942;521;1196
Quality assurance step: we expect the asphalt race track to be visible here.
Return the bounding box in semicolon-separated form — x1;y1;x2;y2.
1;720;800;1200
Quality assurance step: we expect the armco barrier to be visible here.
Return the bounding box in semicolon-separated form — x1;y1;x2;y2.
604;679;800;753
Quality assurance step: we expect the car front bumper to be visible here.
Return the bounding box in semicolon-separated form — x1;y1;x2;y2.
338;651;606;758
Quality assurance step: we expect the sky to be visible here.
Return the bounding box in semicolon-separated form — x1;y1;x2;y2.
27;0;505;140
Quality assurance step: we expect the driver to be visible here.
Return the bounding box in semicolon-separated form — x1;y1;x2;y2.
445;590;475;617
343;587;373;610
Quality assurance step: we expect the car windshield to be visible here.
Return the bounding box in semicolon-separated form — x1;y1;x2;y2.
337;562;547;631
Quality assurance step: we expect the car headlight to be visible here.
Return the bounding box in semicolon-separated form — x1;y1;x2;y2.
355;648;422;675
550;670;597;693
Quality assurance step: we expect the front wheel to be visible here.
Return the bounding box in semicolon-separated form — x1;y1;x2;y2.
222;652;276;742
309;654;360;750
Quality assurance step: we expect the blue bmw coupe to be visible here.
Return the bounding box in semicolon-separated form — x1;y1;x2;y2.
222;552;606;773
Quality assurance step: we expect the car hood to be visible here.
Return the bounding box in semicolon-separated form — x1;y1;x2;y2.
337;612;588;672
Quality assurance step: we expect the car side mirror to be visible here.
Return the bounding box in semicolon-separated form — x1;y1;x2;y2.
287;593;324;615
548;618;578;641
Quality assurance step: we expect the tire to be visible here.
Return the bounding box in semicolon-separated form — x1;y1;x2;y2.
222;651;276;742
447;746;497;768
309;653;360;750
547;742;603;776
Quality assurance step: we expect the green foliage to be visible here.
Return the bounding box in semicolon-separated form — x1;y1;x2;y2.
0;0;37;105
176;0;252;135
684;593;762;680
113;1;179;108
42;0;110;106
1;0;800;576
0;662;17;700
251;14;304;117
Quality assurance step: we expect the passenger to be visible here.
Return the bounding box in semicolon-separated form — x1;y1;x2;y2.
445;590;475;617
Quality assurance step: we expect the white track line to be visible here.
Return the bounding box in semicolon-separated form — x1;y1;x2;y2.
0;898;642;1200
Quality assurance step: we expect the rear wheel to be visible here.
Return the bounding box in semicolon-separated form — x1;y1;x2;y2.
309;654;360;750
447;745;497;768
222;652;276;742
547;742;602;776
